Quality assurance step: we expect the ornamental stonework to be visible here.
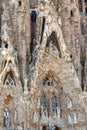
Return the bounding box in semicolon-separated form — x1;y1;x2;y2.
0;0;87;130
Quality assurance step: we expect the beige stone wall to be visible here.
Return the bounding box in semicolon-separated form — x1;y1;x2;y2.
0;0;87;130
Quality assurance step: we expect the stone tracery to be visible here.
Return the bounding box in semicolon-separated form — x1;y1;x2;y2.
0;0;87;130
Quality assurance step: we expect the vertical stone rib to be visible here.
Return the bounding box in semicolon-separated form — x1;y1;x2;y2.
15;0;30;88
1;0;12;46
0;0;2;47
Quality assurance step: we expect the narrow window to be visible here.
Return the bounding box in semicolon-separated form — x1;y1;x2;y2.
5;43;8;48
31;11;37;23
85;7;87;15
41;92;47;108
42;77;53;86
40;17;45;44
41;92;48;119
30;11;37;54
18;1;22;7
70;10;74;17
78;0;83;12
52;93;58;110
0;6;4;48
51;92;58;117
85;0;87;3
70;54;72;59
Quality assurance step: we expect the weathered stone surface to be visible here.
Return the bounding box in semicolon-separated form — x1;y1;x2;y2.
0;0;87;130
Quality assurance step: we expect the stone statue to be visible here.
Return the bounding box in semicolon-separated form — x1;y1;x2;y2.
34;112;38;122
57;106;60;118
37;97;40;107
75;38;80;48
53;110;57;117
41;108;48;119
3;108;11;128
47;123;55;130
73;113;77;124
67;99;72;109
68;113;72;124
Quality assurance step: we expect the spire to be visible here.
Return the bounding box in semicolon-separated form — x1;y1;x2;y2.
1;0;13;49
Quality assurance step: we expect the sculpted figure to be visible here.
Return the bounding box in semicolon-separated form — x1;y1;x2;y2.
3;108;11;128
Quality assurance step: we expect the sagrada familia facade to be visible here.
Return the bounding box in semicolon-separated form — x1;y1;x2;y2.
0;0;87;129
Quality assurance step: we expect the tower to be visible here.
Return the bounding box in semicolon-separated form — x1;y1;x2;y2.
0;0;30;129
1;0;30;89
0;0;87;130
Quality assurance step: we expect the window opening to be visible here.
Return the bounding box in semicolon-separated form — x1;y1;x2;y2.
78;0;83;12
70;10;74;17
43;77;53;86
5;44;8;48
41;92;47;108
51;92;58;117
18;1;22;7
85;7;87;14
30;11;37;54
85;0;87;3
31;11;37;23
40;17;45;44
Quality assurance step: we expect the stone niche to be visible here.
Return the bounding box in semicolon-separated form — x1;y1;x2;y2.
4;72;15;86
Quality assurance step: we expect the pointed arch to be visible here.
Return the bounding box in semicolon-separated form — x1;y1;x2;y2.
46;31;62;58
18;1;22;7
4;71;15;86
70;10;74;17
42;125;61;130
0;56;21;88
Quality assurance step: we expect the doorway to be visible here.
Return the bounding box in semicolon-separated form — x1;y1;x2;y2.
55;126;60;130
42;126;47;130
42;125;61;130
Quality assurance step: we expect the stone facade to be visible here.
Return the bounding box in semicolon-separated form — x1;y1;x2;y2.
0;0;87;130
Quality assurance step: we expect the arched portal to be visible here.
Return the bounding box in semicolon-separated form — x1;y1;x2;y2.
42;125;47;130
55;126;61;130
42;125;61;130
